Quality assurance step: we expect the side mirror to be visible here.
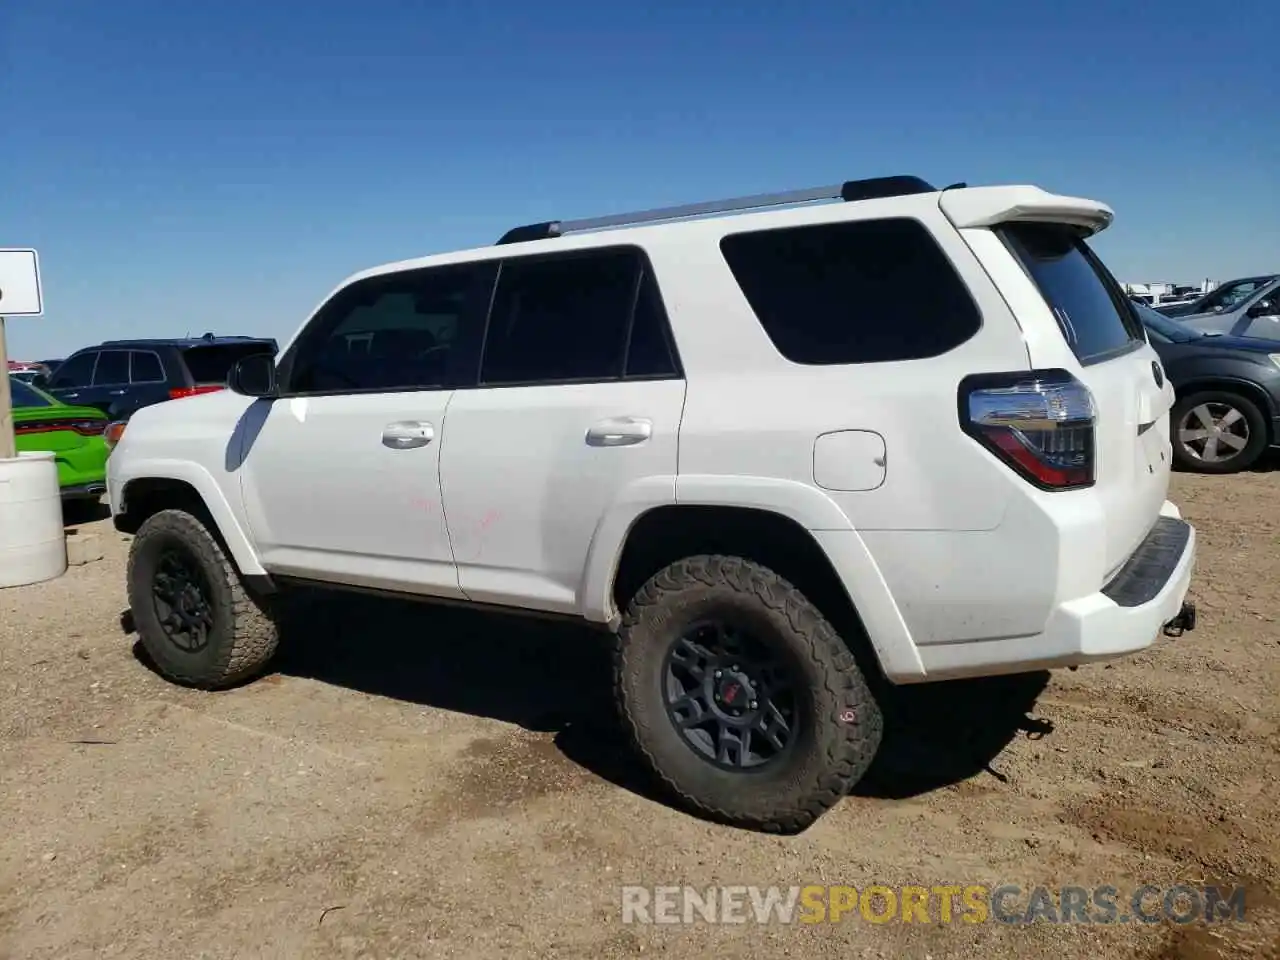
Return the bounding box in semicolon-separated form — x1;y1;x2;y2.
30;373;48;389
1247;299;1277;318
228;353;278;398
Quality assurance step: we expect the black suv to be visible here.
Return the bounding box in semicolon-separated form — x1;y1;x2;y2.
36;334;277;420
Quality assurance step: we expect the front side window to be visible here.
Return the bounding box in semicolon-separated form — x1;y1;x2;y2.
1001;222;1144;364
49;351;97;389
721;218;982;365
286;262;498;394
481;248;642;386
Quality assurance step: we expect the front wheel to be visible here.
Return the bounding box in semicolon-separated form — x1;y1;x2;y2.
1171;390;1268;474
127;509;280;688
613;555;883;833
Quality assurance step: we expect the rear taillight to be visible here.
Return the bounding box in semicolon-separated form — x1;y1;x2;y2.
168;385;224;400
104;421;127;451
15;420;105;437
960;370;1096;490
71;420;106;437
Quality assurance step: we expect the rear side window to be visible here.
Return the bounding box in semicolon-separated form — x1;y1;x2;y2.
1000;223;1144;364
181;343;274;385
720;218;981;365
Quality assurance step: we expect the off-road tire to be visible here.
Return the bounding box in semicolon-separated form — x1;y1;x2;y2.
127;508;280;689
614;555;883;833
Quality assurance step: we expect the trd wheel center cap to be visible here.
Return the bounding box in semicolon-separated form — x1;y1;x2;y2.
713;669;757;716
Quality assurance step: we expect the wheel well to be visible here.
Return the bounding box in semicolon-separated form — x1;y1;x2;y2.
1175;379;1275;439
113;478;215;536
610;505;887;686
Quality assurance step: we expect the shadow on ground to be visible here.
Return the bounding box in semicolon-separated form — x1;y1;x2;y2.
129;588;1055;820
63;499;111;528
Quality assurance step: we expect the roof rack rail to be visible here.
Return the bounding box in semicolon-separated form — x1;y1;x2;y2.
496;174;938;245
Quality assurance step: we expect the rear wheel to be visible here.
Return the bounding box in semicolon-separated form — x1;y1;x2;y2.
1171;390;1268;474
127;509;280;688
614;555;883;833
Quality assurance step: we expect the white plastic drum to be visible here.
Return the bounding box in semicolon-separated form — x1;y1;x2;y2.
0;451;67;588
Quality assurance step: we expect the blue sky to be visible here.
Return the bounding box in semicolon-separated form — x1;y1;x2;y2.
3;0;1277;360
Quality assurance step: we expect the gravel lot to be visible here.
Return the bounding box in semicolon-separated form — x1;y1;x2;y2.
2;470;1278;960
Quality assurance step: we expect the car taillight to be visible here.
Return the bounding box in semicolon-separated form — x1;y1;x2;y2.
71;420;106;437
960;370;1096;490
104;421;127;450
169;385;225;400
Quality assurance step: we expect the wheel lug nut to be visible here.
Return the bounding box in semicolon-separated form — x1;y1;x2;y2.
714;670;722;678
749;700;758;709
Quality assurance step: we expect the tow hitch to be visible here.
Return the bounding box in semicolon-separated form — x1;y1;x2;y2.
1162;601;1197;638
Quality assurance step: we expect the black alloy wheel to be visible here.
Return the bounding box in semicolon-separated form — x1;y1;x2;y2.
662;620;800;771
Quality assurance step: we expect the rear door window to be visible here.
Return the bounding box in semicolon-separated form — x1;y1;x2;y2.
1000;223;1145;364
480;247;642;385
92;350;131;385
181;343;274;385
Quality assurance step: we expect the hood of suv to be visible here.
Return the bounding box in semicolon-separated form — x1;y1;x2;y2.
1199;332;1280;354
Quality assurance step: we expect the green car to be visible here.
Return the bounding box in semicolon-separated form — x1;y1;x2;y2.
10;376;110;501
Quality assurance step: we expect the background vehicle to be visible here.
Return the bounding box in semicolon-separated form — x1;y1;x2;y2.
10;376;110;502
1157;274;1280;325
108;176;1196;833
1137;302;1280;473
33;334;278;420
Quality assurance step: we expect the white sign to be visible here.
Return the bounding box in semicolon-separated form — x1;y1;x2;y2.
0;249;43;316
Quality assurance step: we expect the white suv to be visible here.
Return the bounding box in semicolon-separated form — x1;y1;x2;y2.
108;175;1198;832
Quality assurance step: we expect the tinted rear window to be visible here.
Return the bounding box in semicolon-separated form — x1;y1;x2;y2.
720;218;981;365
180;343;275;384
1000;223;1144;364
9;378;51;408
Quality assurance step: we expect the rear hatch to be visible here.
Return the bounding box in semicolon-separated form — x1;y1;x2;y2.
996;220;1174;578
175;340;277;396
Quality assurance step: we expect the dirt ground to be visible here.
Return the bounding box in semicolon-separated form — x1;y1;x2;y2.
2;468;1278;960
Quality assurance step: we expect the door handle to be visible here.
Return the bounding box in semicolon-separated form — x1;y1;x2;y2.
586;417;652;447
108;389;127;396
381;421;435;450
62;392;79;399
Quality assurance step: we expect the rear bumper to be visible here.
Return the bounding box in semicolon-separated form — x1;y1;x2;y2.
60;481;108;500
916;503;1196;681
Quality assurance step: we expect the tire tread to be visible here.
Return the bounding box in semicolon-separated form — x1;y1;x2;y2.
127;509;279;689
614;554;882;833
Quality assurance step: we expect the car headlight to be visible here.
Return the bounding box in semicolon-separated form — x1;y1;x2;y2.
1270;354;1280;371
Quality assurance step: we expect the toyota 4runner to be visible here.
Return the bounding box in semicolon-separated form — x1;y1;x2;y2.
108;174;1198;833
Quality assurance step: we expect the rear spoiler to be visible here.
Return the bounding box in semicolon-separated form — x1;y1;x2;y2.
938;185;1114;237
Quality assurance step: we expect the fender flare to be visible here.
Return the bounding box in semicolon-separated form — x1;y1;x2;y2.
1173;375;1278;420
577;474;922;680
114;459;266;576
